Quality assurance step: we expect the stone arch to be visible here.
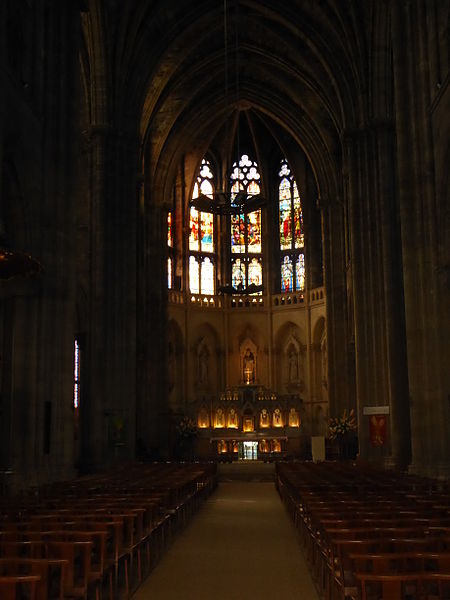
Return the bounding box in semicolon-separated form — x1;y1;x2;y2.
273;321;305;393
191;322;222;397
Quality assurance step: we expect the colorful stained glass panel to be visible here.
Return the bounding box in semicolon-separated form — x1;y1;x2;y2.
247;210;261;253
189;208;199;250
294;193;304;248
279;198;291;250
231;214;245;253
201;212;214;252
167;212;173;247
281;256;293;292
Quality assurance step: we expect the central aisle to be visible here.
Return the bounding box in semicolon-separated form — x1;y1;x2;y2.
132;463;319;600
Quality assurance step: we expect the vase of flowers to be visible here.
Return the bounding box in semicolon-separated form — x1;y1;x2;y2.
328;409;357;459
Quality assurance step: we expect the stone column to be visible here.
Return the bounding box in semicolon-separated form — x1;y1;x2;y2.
372;120;411;470
343;128;394;463
321;196;354;420
137;200;169;458
391;0;450;477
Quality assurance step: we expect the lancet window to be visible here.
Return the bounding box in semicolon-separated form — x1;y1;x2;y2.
189;159;216;295
167;211;173;289
279;159;305;292
230;154;262;290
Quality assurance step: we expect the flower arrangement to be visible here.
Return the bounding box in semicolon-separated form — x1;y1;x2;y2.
176;415;198;439
328;408;357;439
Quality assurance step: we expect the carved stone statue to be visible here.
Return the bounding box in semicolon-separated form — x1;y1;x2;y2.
288;349;298;382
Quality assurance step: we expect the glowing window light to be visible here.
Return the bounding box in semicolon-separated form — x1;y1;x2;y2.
73;339;80;409
279;159;305;292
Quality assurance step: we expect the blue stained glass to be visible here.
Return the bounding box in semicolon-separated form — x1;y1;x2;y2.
201;212;214;252
281;256;293;292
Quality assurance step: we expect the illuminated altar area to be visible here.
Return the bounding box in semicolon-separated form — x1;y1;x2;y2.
195;385;303;461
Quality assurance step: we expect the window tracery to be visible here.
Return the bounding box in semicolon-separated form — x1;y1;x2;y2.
230;154;262;290
189;159;216;295
279;159;305;292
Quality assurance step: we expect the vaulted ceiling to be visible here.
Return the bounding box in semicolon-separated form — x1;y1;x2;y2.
82;0;386;202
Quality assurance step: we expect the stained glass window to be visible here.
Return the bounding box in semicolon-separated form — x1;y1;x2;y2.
73;339;80;409
279;159;305;292
189;207;200;251
232;259;245;290
296;253;305;291
229;154;263;291
248;258;262;286
167;211;174;289
281;256;293;292
189;256;200;294
201;212;214;252
231;214;245;253
167;211;173;247
189;158;216;294
168;257;173;289
201;257;214;295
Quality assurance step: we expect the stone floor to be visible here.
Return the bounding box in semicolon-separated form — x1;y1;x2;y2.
131;462;319;600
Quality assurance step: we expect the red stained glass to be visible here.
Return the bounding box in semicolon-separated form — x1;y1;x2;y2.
281;256;293;292
189;208;199;250
167;212;173;247
247;211;261;253
231;214;245;253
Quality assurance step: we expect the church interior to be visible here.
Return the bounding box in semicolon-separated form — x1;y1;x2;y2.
0;0;449;597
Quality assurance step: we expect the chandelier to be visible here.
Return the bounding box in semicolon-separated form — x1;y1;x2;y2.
190;0;266;219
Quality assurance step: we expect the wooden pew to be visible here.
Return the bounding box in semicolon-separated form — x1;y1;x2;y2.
0;574;41;600
0;557;68;600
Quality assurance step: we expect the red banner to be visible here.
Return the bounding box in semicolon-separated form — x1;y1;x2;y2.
369;415;387;446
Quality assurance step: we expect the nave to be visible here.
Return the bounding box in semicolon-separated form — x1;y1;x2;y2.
132;462;319;600
0;460;449;599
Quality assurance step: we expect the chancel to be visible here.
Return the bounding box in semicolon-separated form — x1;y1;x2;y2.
0;0;449;598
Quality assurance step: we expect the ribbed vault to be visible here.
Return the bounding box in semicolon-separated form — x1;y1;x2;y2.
80;0;370;206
